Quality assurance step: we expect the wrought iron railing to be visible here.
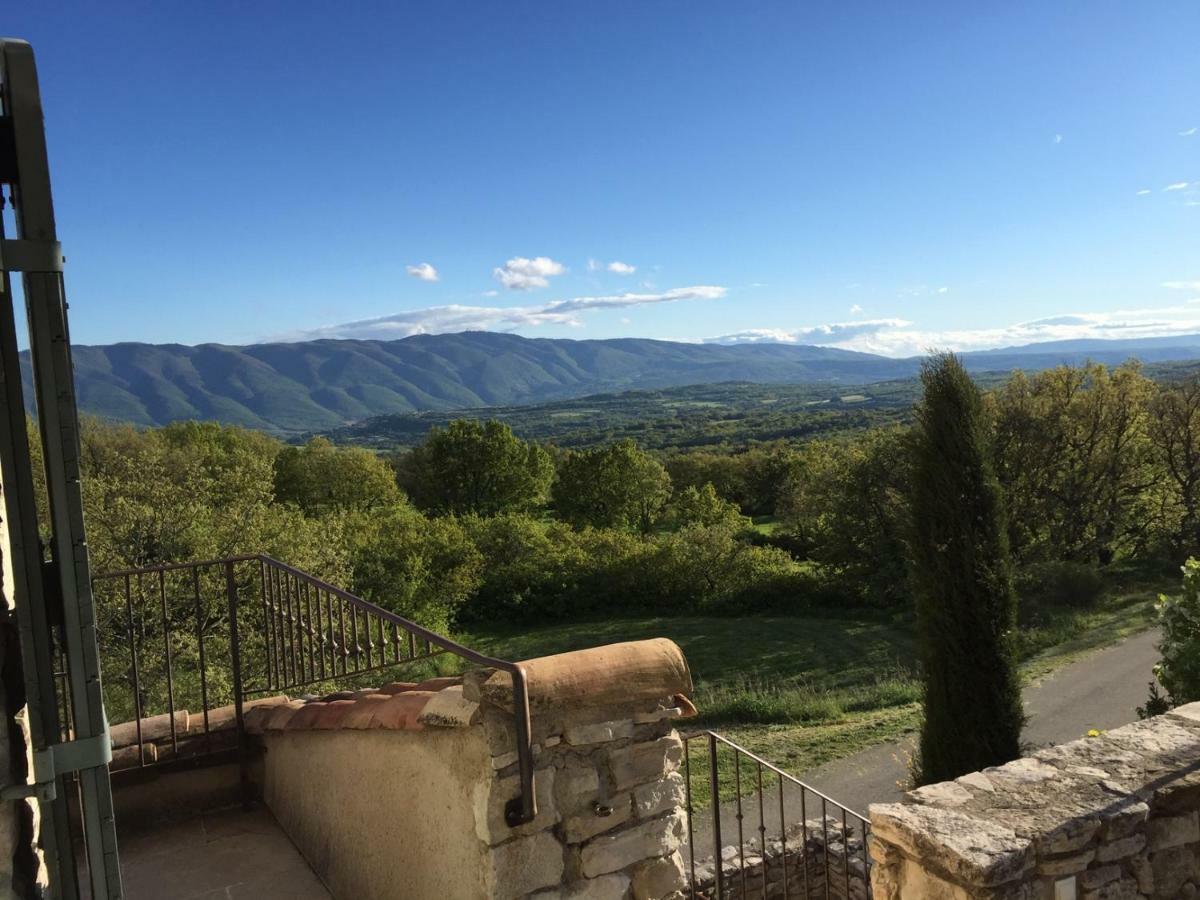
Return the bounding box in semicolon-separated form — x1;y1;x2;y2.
85;554;538;826
682;730;872;899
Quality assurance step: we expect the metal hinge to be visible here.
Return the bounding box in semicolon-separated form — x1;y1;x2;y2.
0;728;111;803
0;239;65;274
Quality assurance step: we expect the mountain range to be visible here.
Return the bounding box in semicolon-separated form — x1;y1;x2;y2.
20;331;1200;434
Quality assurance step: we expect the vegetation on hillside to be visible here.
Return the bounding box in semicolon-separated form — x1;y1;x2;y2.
61;359;1200;768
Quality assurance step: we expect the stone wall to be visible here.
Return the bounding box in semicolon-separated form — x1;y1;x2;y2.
247;639;696;900
869;700;1200;899
691;817;869;900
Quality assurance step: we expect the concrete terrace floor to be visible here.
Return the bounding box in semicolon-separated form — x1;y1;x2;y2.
111;805;331;900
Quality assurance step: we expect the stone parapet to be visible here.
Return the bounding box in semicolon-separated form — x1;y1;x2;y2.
253;638;697;900
868;701;1200;899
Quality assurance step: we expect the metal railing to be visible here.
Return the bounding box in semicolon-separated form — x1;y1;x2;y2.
682;730;872;899
86;554;538;826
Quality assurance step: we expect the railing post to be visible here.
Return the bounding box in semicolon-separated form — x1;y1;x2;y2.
225;560;251;807
504;664;538;827
708;731;724;900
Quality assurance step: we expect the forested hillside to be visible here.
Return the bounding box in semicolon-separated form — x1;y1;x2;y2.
25;331;1200;434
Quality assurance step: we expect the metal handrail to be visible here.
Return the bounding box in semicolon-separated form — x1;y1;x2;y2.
92;554;537;826
681;729;872;899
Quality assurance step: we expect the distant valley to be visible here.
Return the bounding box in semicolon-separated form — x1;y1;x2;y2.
22;330;1200;435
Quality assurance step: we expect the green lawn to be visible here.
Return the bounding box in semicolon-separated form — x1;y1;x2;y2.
462;570;1169;805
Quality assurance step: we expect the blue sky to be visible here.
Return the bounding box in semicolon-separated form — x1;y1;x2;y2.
5;2;1198;356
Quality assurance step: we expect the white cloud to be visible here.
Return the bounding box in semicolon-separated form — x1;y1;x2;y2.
607;261;637;274
587;258;600;272
1181;127;1198;136
705;306;1200;357
406;262;439;282
493;256;566;290
1054;134;1063;144
849;304;864;315
1166;182;1190;192
1164;281;1200;291
272;285;726;342
937;286;949;294
1137;189;1152;195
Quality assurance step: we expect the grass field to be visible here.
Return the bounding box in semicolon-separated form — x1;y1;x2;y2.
463;568;1169;804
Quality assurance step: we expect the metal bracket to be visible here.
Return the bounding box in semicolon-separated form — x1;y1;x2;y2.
0;729;111;803
0;239;64;273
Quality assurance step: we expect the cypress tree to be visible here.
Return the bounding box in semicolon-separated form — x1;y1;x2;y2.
911;352;1024;784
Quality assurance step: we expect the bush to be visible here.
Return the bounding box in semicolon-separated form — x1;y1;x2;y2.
1014;561;1105;609
1151;558;1200;707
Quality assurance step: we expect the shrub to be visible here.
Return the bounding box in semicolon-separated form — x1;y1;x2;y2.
1014;560;1105;609
1151;558;1200;707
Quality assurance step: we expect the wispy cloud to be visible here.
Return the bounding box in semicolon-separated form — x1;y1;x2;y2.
1054;134;1063;144
849;304;864;315
1181;127;1198;137
406;262;439;282
1166;182;1191;192
607;261;637;274
1164;281;1200;291
493;256;566;290
705;306;1200;357
1137;189;1152;196
271;285;726;342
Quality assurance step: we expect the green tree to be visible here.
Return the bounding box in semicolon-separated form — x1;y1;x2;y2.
274;436;403;515
1147;377;1200;557
988;363;1155;564
910;353;1023;784
778;431;912;607
554;439;672;534
405;420;554;516
345;505;483;632
672;482;750;531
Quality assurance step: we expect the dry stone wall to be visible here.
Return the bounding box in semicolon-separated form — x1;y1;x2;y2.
868;701;1200;899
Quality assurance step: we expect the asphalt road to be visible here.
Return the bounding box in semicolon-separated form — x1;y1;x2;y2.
687;628;1161;858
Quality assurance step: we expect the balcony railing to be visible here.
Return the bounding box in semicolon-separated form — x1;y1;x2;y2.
83;554;538;826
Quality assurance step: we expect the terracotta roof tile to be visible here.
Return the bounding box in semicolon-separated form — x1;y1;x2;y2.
378;682;418;695
285;702;328;731
412;676;462;693
338;694;392;729
367;691;437;730
311;699;358;730
261;700;306;732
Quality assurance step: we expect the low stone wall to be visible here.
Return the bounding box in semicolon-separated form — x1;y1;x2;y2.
868;701;1200;899
691;817;869;900
247;639;696;900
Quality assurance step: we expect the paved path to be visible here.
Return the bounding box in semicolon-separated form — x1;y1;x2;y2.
689;628;1161;856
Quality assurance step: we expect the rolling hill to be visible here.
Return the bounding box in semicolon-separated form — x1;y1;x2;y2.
21;330;1200;434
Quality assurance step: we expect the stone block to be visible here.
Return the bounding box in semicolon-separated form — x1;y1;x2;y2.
1100;799;1148;840
491;829;565;900
417;685;480;728
609;735;683;791
1147;810;1200;850
907;781;973;807
633;772;685;819
564;718;635;746
631;850;686;900
1150;844;1200;899
475;767;558;845
1036;848;1094;876
1040;817;1100;855
563;795;632;844
556;763;603;815
532;873;631;900
1080;876;1140;900
579;812;684;878
1094;833;1145;863
1078;864;1121;890
869;802;1033;887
